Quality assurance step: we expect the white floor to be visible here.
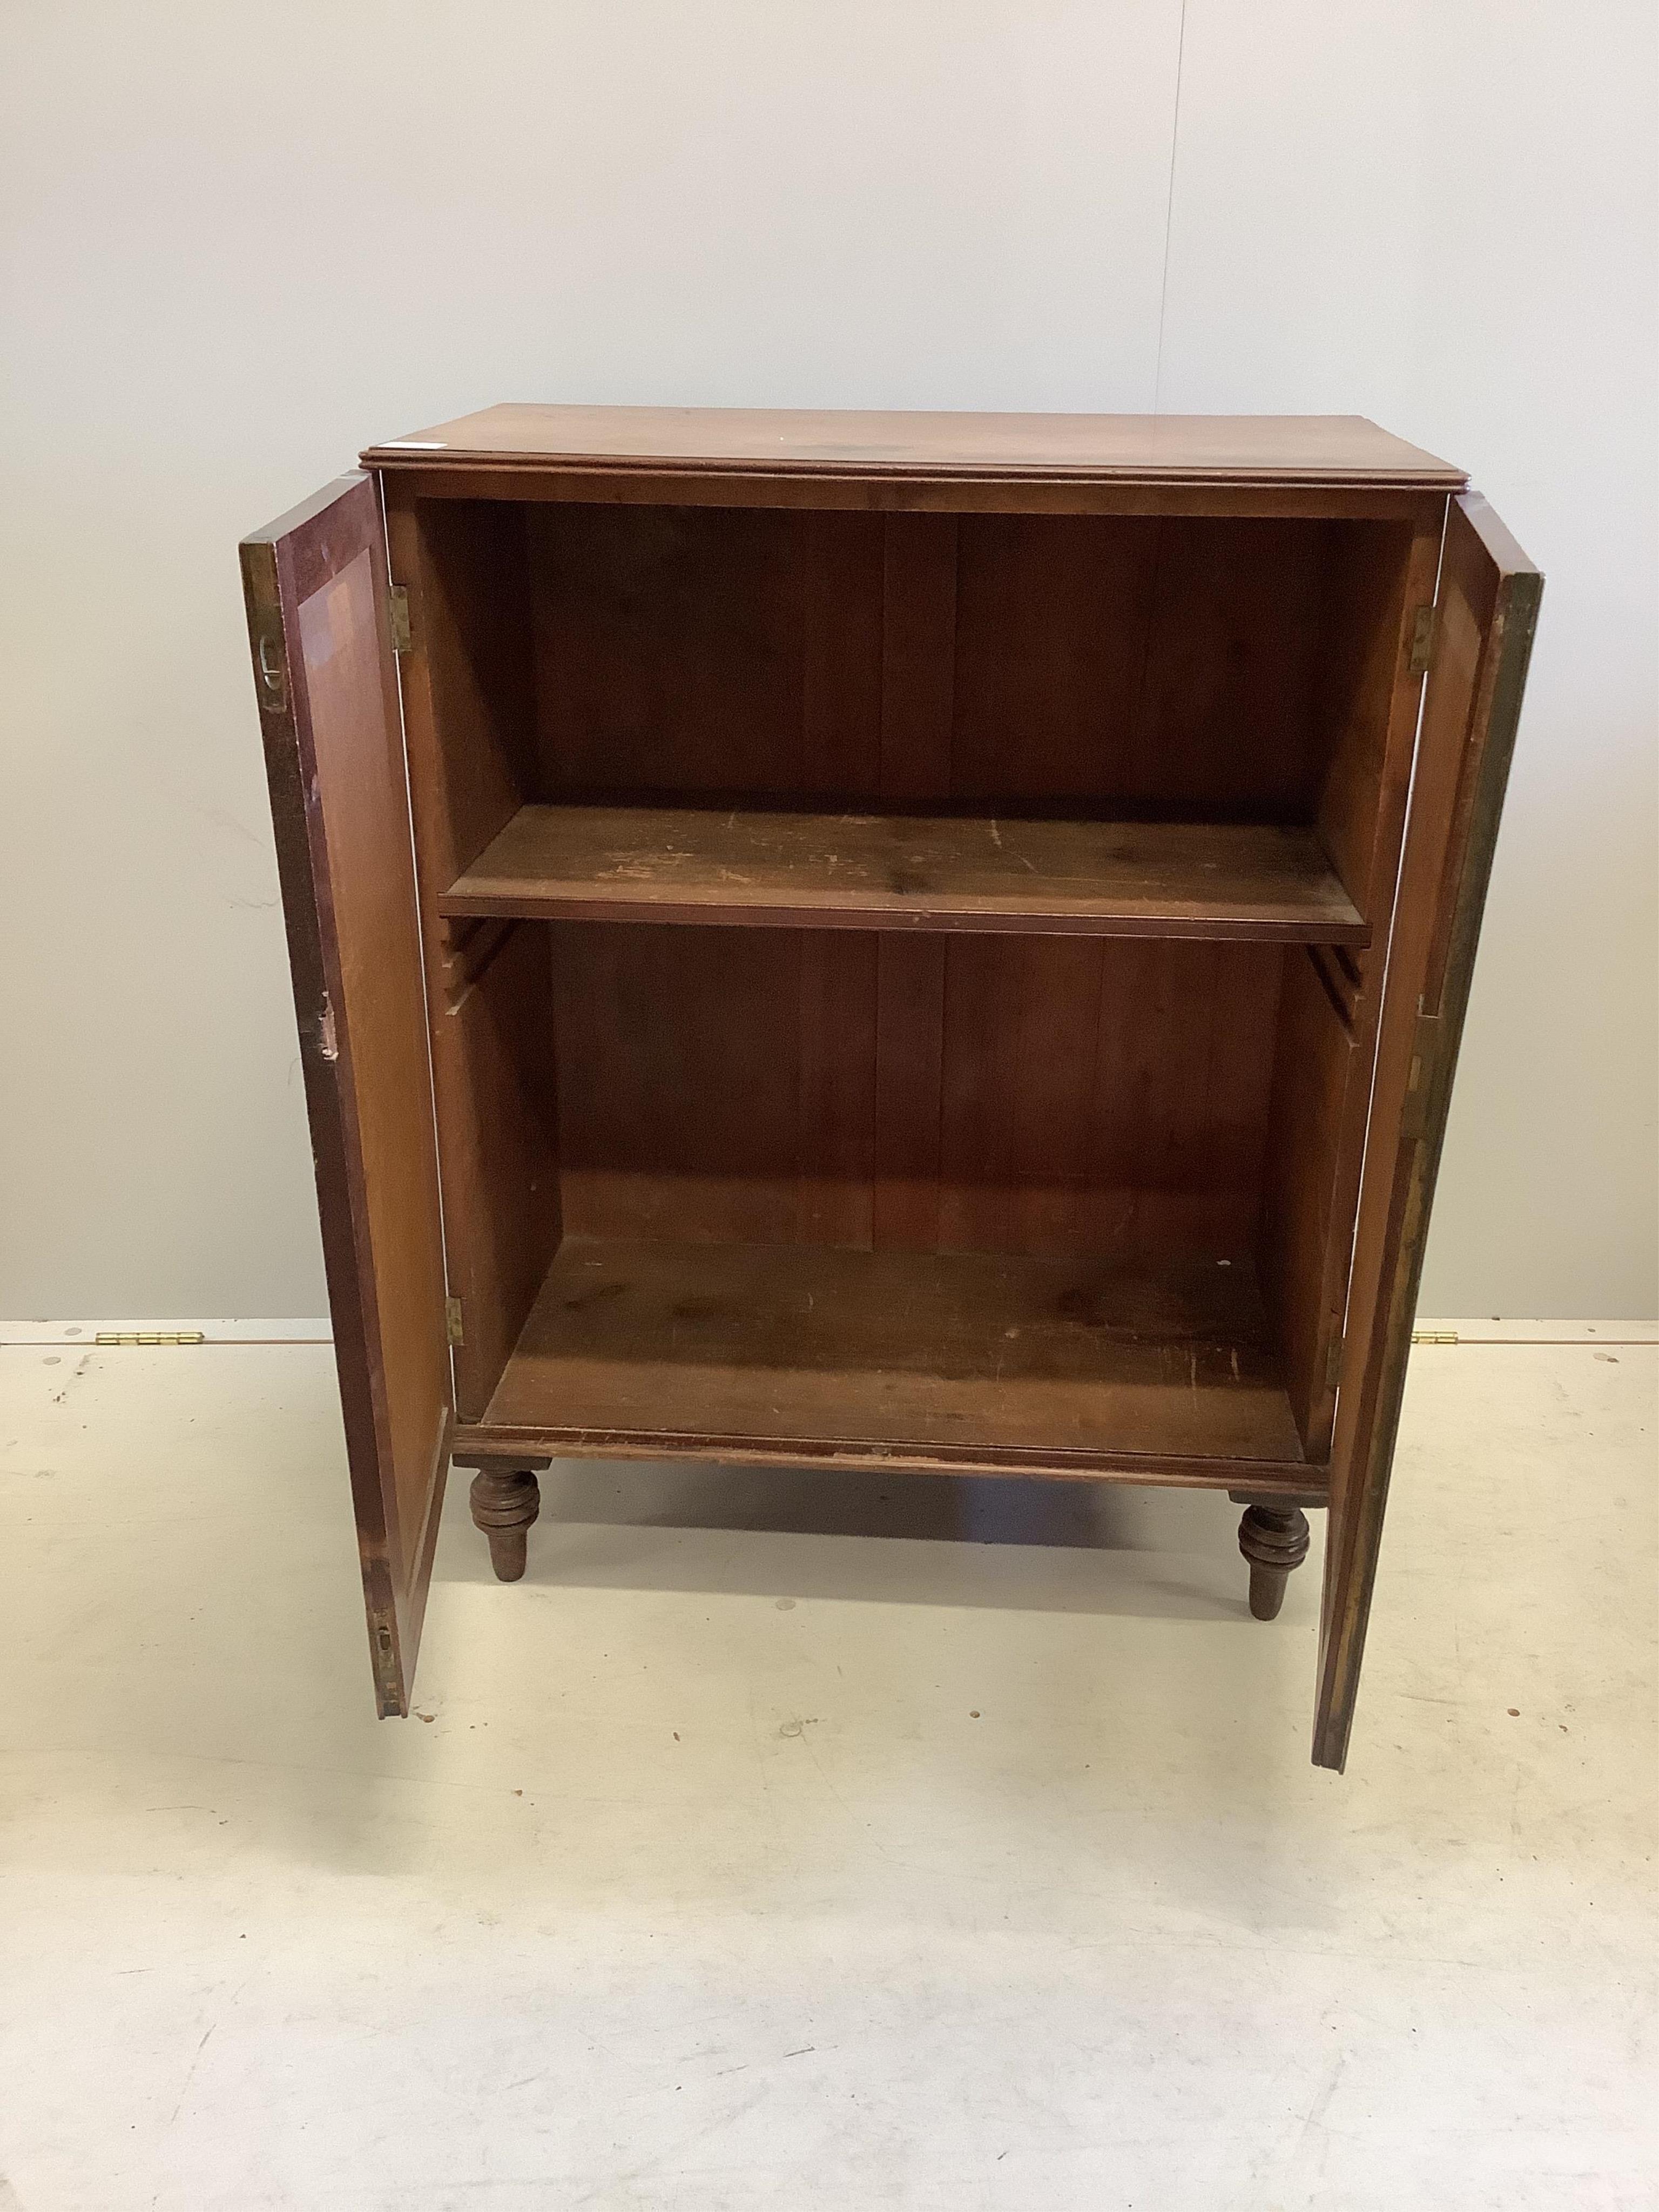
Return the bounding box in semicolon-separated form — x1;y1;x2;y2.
0;1327;1653;2211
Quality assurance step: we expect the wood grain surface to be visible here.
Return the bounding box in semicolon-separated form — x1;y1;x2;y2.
547;924;1286;1272
441;805;1368;942
466;1236;1309;1479
366;404;1464;488
1313;493;1542;1771
240;475;453;1718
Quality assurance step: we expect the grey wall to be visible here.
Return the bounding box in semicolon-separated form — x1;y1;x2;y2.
3;1;1654;1321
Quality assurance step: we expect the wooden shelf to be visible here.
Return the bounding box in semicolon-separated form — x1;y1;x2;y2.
456;1236;1313;1487
439;804;1367;943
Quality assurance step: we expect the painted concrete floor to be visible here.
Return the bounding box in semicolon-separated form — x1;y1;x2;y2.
0;1326;1653;2210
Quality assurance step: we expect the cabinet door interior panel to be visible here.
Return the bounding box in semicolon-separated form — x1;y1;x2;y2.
245;408;1535;1765
240;474;453;1717
1314;494;1542;1770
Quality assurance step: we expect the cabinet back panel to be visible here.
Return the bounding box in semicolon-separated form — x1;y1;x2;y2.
550;923;1281;1264
496;502;1404;831
953;515;1332;813
526;504;885;800
552;923;878;1247
938;935;1282;1259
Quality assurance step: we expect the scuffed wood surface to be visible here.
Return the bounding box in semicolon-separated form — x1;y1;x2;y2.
442;804;1368;943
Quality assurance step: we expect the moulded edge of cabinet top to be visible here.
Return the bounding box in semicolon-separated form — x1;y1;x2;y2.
362;404;1466;487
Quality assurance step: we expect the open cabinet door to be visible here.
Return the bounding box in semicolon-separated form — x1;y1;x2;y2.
240;475;453;1717
1314;494;1542;1770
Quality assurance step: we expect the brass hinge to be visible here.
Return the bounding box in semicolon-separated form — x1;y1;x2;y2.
388;585;413;655
446;1297;465;1346
1412;1328;1459;1346
1408;605;1438;676
95;1330;206;1347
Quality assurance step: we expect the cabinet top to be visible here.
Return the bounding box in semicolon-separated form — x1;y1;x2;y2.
362;404;1464;488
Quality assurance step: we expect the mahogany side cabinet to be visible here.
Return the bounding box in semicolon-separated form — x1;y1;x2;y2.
239;406;1540;1769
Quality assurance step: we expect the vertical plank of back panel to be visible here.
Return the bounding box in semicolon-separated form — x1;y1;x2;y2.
872;936;948;1250
939;936;1105;1255
528;504;791;795
1194;940;1289;1255
1083;942;1282;1260
1136;941;1280;1257
553;923;806;1244
880;513;958;801
552;925;880;1252
1131;519;1331;815
797;933;879;1246
798;511;886;797
950;515;1158;799
869;511;957;1250
936;940;1280;1263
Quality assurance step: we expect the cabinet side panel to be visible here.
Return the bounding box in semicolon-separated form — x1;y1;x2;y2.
436;921;563;1419
395;497;538;878
1314;518;1441;919
386;483;561;1418
1254;518;1440;1465
1257;948;1359;1455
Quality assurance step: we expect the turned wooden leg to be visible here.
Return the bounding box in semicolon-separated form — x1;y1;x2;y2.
1235;1501;1311;1621
469;1467;541;1582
